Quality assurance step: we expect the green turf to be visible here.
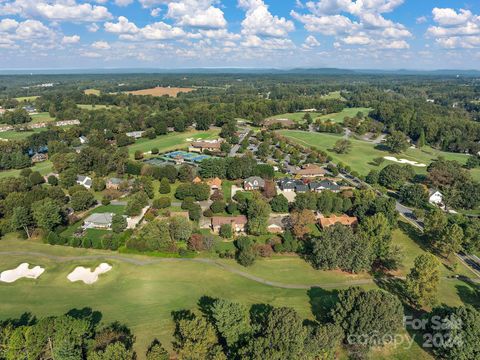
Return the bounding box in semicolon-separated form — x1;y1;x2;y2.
128;129;220;157
30;112;55;123
280;130;471;176
316;107;373;123
266;112;324;122
321;91;346;100
15;96;39;102
0;160;52;179
0;127;47;140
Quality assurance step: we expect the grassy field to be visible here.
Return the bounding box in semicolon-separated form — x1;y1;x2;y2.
0;127;47;141
15;96;39;102
125;87;195;97
84;89;101;96
280;130;470;176
30;112;55;123
0;219;477;359
266;107;372;124
316;107;373;123
0;160;52;179
321;91;345;100
128;129;220;157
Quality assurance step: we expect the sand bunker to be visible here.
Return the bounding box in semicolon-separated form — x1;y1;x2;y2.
67;263;112;285
0;263;45;283
384;156;426;167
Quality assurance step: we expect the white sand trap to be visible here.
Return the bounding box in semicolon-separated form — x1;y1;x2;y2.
67;263;112;285
0;263;45;283
384;156;426;167
186;138;194;141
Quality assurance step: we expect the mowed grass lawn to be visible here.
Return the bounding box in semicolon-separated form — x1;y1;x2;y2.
15;96;39;102
128;129;220;157
0;160;52;179
30;112;55;123
280;130;470;176
266;107;372;124
0;127;47;141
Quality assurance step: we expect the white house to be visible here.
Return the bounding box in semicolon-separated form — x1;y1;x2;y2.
429;190;444;207
77;175;92;189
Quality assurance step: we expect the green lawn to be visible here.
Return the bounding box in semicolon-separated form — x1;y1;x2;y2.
0;127;47;140
30;112;55;123
316;107;373;123
128;129;220;157
321;91;345;100
280;130;471;176
266;107;372;124
15;96;39;102
0;160;52;179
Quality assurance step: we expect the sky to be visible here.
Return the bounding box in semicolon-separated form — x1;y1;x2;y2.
0;0;479;70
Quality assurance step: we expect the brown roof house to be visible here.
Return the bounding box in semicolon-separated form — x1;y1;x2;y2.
294;164;327;178
211;215;247;234
267;215;287;234
192;176;202;184
189;139;223;153
318;214;358;229
31;153;48;163
207;177;222;190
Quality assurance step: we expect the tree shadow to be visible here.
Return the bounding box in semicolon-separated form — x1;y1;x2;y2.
0;312;36;327
66;307;102;328
398;221;430;253
197;295;218;322
307;287;339;323
456;277;480;309
374;144;390;152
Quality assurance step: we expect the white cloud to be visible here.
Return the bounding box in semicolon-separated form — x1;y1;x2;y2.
150;8;161;17
292;0;410;49
241;35;295;50
239;0;295;37
62;35;80;44
92;40;111;49
166;0;227;28
105;16;139;34
0;0;113;22
115;0;134;6
87;23;100;32
80;51;102;58
302;35;320;49
416;16;427;24
427;7;480;49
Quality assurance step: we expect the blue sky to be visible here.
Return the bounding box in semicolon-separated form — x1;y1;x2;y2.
0;0;478;69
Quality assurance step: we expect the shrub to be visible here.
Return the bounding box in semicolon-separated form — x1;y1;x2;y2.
47;175;58;186
188;233;204;251
134;150;144;160
153;197;171;209
219;224;232;239
210;200;226;214
151;147;159;154
159;178;171;194
256;244;273;257
203;209;213;218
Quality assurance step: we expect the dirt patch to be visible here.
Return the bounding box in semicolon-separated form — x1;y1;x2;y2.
126;87;195;97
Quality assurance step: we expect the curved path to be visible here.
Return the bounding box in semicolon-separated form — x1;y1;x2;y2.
0;251;374;290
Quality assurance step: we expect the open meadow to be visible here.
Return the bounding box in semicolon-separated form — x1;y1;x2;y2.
0;160;52;179
125;87;195;97
128;129;220;157
266;107;372;124
280;130;471;176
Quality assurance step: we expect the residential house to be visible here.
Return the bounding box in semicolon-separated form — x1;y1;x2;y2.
294;164;326;178
106;177;124;190
192;176;202;184
76;175;92;189
22;105;36;113
126;131;145;139
318;214;358;229
263;118;295;128
309;179;341;193
56;119;80;127
244;176;265;191
31;153;48;163
207;177;222;190
211;215;248;233
278;178;308;193
83;213;114;229
189;139;223;153
267;216;287;234
428;190;444;207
